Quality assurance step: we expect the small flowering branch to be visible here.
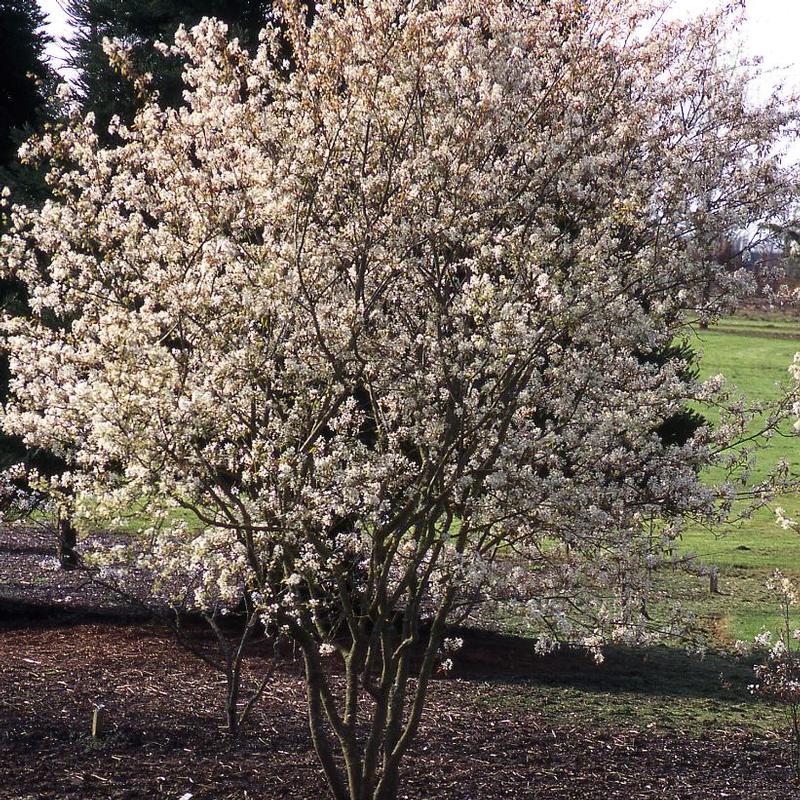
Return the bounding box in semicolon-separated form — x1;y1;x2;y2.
83;542;279;738
0;463;41;524
748;571;800;781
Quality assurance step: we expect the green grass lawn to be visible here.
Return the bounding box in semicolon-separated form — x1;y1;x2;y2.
679;316;800;642
74;495;203;537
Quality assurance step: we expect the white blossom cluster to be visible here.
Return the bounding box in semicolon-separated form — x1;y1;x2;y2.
0;464;39;524
1;0;796;647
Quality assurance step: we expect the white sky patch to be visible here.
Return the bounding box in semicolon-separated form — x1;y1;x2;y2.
667;1;800;164
668;0;800;102
36;0;800;96
38;0;73;78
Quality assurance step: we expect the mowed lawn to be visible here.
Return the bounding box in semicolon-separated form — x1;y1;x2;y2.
680;314;800;642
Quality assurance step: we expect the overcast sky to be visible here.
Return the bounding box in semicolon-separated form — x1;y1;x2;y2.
669;0;800;103
37;0;800;95
38;0;71;76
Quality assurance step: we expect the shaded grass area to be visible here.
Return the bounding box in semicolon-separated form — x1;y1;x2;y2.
452;627;785;734
480;594;792;733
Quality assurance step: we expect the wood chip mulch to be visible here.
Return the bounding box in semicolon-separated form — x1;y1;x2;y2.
1;525;797;799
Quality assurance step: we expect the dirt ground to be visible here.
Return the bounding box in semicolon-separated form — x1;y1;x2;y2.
1;525;797;800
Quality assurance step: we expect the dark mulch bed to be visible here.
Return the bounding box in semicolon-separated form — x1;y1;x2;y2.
0;525;153;620
1;524;797;799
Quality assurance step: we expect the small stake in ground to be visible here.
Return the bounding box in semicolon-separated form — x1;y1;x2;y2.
91;705;106;738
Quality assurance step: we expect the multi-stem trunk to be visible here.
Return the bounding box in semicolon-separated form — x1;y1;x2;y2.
296;588;455;800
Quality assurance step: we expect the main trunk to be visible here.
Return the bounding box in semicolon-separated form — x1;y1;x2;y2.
298;593;454;800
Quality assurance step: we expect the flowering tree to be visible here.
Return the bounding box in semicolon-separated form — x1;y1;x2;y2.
1;1;797;797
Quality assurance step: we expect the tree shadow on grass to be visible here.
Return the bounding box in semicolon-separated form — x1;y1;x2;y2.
448;626;756;705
